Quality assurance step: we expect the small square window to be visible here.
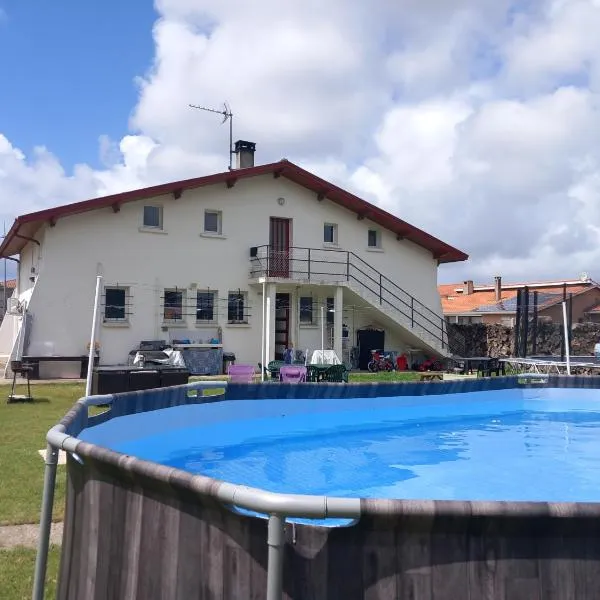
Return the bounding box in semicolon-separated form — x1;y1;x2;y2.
164;289;183;321
367;229;379;248
324;223;338;244
204;210;222;234
196;290;216;322
299;297;314;324
104;287;127;321
228;291;248;323
143;205;163;229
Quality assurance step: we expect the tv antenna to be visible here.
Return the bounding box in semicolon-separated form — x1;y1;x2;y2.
189;102;234;170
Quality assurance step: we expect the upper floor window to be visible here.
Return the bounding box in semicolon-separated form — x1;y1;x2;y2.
104;287;128;322
324;223;338;245
196;290;216;322
164;289;183;321
143;205;163;229
367;228;380;248
204;210;222;235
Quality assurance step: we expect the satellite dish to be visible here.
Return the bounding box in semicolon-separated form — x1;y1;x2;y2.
580;272;589;281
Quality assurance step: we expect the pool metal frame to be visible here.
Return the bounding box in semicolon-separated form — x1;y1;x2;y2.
33;375;600;600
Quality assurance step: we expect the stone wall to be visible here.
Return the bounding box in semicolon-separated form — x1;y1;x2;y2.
448;322;600;357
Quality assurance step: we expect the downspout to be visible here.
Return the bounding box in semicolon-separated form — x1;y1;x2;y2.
14;234;41;284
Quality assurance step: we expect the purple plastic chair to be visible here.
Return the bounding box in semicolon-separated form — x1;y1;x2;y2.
279;365;307;383
227;364;256;383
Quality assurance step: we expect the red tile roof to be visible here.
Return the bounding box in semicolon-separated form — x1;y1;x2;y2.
439;280;595;314
1;279;16;289
0;160;468;264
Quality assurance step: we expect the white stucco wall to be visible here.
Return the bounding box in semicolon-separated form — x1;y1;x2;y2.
19;174;445;365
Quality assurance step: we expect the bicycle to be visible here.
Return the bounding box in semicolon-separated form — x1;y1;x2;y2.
367;349;395;372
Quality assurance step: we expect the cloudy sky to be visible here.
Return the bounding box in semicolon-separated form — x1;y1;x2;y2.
1;0;600;284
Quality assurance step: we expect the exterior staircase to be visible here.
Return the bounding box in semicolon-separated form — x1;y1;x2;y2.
249;245;465;358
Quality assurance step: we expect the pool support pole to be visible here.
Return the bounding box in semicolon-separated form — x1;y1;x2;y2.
32;444;59;600
562;301;571;375
266;514;285;600
85;275;103;397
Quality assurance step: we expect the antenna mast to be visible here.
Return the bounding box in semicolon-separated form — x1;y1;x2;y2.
189;102;234;170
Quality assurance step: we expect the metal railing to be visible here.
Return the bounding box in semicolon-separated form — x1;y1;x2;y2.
249;245;465;353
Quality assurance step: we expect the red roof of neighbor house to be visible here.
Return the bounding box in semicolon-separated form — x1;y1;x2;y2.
0;159;468;263
439;280;595;314
587;303;600;314
1;279;16;289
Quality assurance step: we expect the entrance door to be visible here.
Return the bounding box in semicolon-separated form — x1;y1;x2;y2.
274;293;290;360
357;329;385;370
269;217;291;277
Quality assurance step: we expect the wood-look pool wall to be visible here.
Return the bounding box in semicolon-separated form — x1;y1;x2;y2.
58;441;600;600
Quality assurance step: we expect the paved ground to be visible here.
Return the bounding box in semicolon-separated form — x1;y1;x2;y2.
0;522;63;549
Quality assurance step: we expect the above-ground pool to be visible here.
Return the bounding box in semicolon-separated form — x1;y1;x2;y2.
38;377;600;599
79;387;600;514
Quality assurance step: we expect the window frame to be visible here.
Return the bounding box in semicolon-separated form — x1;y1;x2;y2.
323;222;338;245
367;228;380;248
227;290;248;324
142;205;163;230
103;286;128;322
203;210;222;235
196;290;217;323
163;289;184;322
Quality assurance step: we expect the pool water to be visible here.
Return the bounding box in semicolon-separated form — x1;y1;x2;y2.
165;409;600;504
84;394;600;509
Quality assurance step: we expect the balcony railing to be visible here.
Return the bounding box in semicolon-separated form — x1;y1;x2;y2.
249;245;465;354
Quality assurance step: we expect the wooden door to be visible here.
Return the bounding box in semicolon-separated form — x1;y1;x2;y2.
269;217;290;277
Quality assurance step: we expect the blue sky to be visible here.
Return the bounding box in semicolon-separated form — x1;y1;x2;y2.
0;0;156;170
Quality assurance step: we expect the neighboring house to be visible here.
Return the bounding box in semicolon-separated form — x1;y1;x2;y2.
0;141;467;373
0;278;16;318
439;276;600;326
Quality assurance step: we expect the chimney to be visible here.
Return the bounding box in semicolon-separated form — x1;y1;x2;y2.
234;140;256;169
463;280;474;295
494;276;502;302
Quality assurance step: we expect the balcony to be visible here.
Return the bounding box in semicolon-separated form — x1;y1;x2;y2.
249;245;349;283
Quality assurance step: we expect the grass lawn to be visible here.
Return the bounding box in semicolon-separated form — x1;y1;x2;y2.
348;371;423;382
0;383;85;526
0;545;60;600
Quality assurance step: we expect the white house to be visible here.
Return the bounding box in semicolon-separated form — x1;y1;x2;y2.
0;141;467;376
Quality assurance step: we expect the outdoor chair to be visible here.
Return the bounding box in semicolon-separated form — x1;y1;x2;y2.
477;357;504;377
227;364;256;383
266;360;285;380
323;364;349;383
279;365;307;383
306;364;323;383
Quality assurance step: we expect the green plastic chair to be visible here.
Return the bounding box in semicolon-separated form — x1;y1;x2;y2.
266;360;285;380
324;364;348;383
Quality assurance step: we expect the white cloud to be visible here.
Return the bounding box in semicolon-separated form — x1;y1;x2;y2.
3;0;600;286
